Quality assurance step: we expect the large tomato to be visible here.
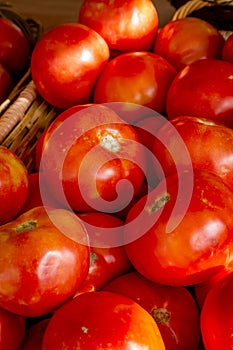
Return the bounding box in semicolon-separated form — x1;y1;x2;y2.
74;211;132;296
124;169;233;286
0;307;25;350
42;291;166;349
166;58;233;128
78;0;159;55
153;17;224;71
152;116;233;189
200;271;233;349
40;103;145;214
30;23;109;109
0;146;29;225
93;52;177;116
0;17;30;75
103;271;200;350
0;206;89;317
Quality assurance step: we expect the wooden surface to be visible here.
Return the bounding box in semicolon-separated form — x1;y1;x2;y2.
7;0;176;33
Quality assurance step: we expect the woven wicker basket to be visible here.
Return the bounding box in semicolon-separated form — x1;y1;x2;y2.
0;3;60;173
172;0;233;39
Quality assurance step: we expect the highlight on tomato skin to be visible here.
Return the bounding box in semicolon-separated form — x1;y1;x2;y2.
42;291;166;350
103;270;201;350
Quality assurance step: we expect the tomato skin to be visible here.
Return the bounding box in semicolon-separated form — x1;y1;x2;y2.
103;271;200;350
78;0;158;54
166;59;233;128
0;307;25;350
0;146;29;225
41;104;145;213
0;63;12;103
0;17;30;75
222;33;233;64
20;318;50;350
93;52;177;115
153;17;224;71
0;206;90;317
42;291;166;349
200;271;233;349
152;116;233;189
30;23;109;109
74;212;132;296
124;169;233;286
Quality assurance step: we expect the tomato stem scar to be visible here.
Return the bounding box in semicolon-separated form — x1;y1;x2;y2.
16;220;38;232
147;192;171;214
100;133;120;152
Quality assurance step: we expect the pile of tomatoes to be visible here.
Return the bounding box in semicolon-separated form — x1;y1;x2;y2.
0;0;233;349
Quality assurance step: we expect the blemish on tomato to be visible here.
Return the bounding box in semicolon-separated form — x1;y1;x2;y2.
81;326;88;333
100;133;120;152
16;221;38;233
147;192;170;214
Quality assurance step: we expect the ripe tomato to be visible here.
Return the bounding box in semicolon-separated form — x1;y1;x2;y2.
0;17;30;75
0;62;12;104
19;173;61;215
78;0;159;55
152;116;233;189
93;51;177;116
40;103;145;214
20;318;50;350
153;17;224;71
42;291;166;349
222;33;233;64
0;206;89;317
0;146;29;225
166;58;233;128
124;169;233;286
0;307;25;350
30;23;109;109
74;211;132;296
200;271;233;349
103;271;200;350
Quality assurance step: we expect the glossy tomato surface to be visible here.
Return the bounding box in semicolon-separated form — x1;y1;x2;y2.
0;17;30;75
0;307;25;350
40;103;145;214
0;206;89;317
42;291;166;349
124;169;233;286
103;271;200;350
74;211;132;296
93;52;177;115
30;23;109;108
152;116;233;189
200;271;233;349
78;0;158;54
153;17;224;71
0;146;29;225
222;33;233;64
166;59;233;128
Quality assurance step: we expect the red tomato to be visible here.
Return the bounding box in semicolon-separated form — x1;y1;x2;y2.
153;17;224;71
0;307;25;350
200;271;233;349
20;318;50;350
93;52;177;116
0;63;12;104
166;58;233;128
152;116;233;189
19;173;62;215
222;33;233;64
40;103;145;214
0;146;29;225
0;17;30;75
103;271;200;350
74;212;132;296
0;206;89;317
30;23;109;109
42;291;166;349
78;0;159;55
124;169;233;286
